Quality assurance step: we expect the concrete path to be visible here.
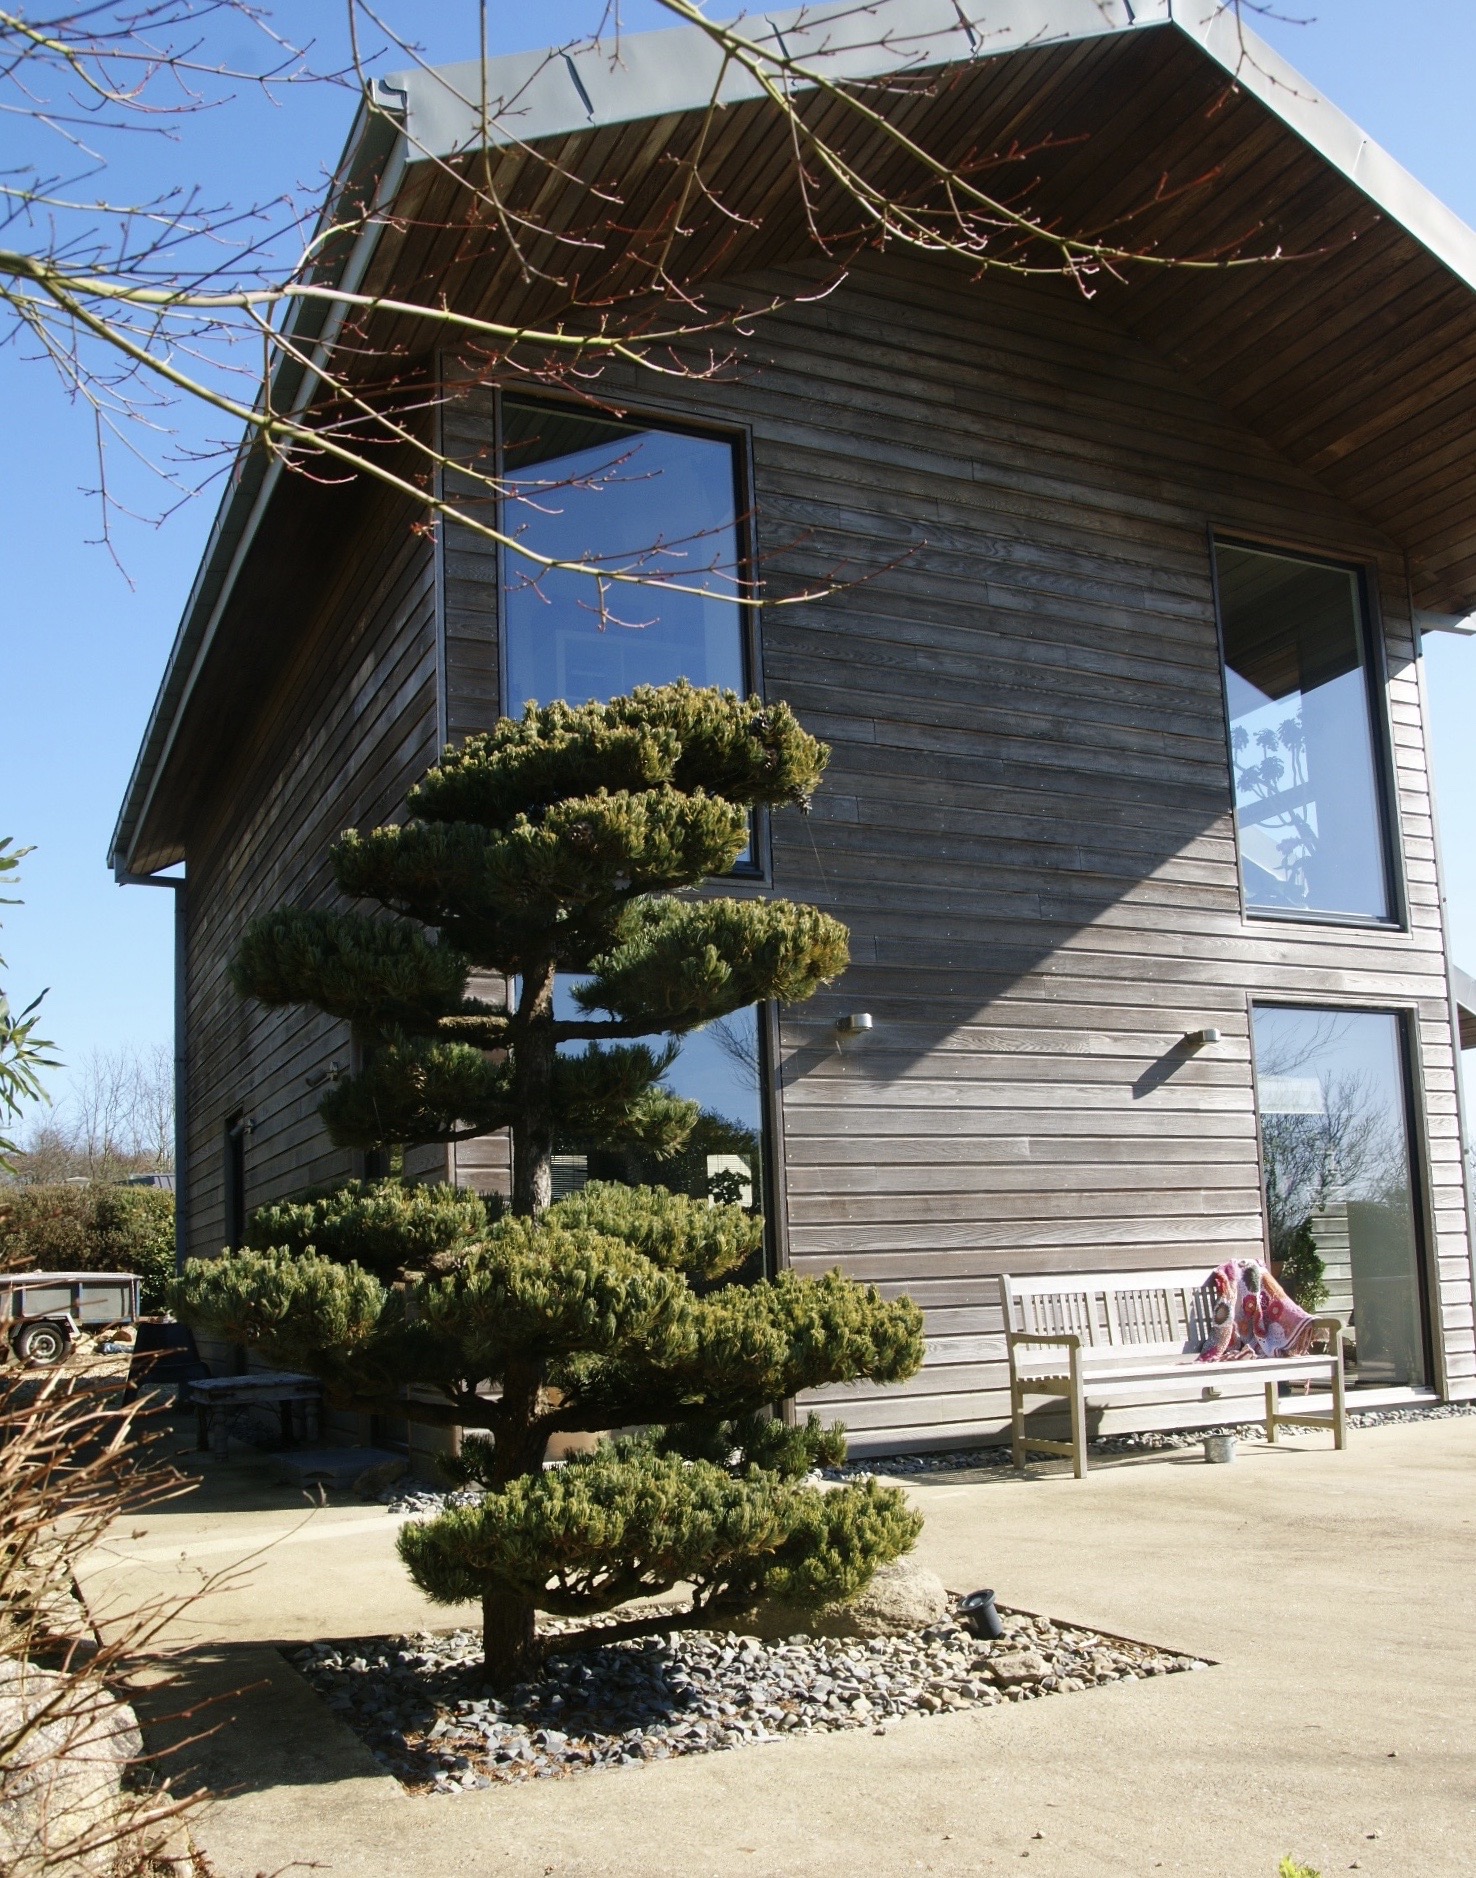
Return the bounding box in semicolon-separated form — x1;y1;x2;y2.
83;1419;1476;1877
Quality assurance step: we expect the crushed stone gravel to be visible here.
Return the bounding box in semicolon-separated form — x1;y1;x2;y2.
817;1398;1476;1480
318;1401;1459;1793
373;1403;1476;1518
287;1606;1207;1794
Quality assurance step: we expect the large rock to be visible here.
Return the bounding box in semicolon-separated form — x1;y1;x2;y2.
353;1456;409;1500
0;1658;142;1876
985;1647;1049;1688
738;1558;950;1641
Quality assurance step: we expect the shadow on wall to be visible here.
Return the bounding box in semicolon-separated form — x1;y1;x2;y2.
755;353;1423;1380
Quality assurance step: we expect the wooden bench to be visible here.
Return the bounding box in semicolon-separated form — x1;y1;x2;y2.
187;1371;323;1461
1000;1268;1347;1479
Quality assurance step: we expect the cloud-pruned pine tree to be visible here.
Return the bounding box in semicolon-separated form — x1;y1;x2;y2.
175;683;924;1685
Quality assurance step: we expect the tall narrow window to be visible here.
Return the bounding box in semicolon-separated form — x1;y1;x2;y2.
497;398;769;1250
1215;542;1392;921
1251;1005;1427;1389
500;396;747;713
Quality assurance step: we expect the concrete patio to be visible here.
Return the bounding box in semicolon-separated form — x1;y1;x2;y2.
82;1416;1476;1877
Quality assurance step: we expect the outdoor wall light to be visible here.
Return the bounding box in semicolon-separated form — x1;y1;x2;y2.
305;1060;347;1089
1184;1027;1222;1049
836;1012;874;1034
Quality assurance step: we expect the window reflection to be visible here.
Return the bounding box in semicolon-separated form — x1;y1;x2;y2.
1217;543;1391;920
1251;1005;1426;1388
547;975;765;1224
501;397;746;713
498;402;766;1241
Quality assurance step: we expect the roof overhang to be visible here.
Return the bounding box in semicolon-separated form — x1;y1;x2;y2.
111;0;1476;877
108;96;404;880
392;0;1476;314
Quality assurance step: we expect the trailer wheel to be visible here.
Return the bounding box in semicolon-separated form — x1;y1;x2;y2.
15;1321;69;1366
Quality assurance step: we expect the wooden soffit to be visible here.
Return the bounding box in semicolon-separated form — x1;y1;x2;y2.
370;0;1476;617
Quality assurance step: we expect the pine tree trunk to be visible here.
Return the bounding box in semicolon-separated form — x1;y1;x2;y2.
473;1381;548;1684
482;1586;538;1687
492;965;554;1685
512;961;556;1219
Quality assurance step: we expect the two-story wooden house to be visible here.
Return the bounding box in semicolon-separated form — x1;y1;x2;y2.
112;0;1476;1457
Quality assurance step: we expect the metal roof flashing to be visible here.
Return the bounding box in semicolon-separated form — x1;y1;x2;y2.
391;0;1476;294
111;0;1476;877
393;0;1158;161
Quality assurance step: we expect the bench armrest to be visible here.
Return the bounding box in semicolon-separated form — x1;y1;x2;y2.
1309;1316;1346;1351
1007;1331;1081;1349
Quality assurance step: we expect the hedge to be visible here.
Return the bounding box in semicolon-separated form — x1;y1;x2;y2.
0;1183;175;1311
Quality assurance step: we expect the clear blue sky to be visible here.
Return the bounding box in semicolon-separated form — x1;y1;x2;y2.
4;1;1476;1120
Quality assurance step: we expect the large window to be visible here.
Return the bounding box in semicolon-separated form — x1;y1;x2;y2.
1215;541;1393;921
501;396;747;713
1251;1005;1428;1389
499;398;767;1237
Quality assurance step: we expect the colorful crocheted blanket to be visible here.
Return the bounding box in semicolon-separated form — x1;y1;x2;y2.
1198;1259;1319;1361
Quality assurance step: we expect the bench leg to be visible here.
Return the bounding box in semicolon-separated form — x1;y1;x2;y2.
1331;1348;1347;1450
1069;1349;1088;1480
212;1409;230;1462
1010;1377;1026;1473
1265;1380;1279;1444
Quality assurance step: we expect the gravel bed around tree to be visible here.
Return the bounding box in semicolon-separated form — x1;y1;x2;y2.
286;1606;1207;1794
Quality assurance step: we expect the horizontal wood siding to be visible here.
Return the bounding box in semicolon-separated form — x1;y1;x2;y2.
182;471;441;1260
443;249;1472;1450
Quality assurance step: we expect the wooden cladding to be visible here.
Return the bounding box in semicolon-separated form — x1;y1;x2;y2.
358;27;1476;614
439;246;1472;1450
171;222;1472;1450
180;464;441;1256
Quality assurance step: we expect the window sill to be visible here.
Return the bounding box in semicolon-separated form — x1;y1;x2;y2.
1243;908;1405;934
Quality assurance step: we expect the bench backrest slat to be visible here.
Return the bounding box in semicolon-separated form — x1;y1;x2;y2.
1000;1268;1224;1360
1019;1286;1096;1342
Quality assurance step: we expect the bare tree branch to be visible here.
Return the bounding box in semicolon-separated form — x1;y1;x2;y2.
0;0;1300;602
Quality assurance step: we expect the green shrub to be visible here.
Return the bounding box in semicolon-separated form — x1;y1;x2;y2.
181;685;920;1689
0;1182;175;1310
247;1179;487;1280
1278;1219;1329;1313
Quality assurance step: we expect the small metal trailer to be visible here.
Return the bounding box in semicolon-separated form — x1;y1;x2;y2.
0;1270;142;1365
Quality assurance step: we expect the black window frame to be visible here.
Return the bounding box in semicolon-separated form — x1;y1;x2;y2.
494;388;767;882
491;390;789;1272
1246;996;1436;1391
1209;533;1405;931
